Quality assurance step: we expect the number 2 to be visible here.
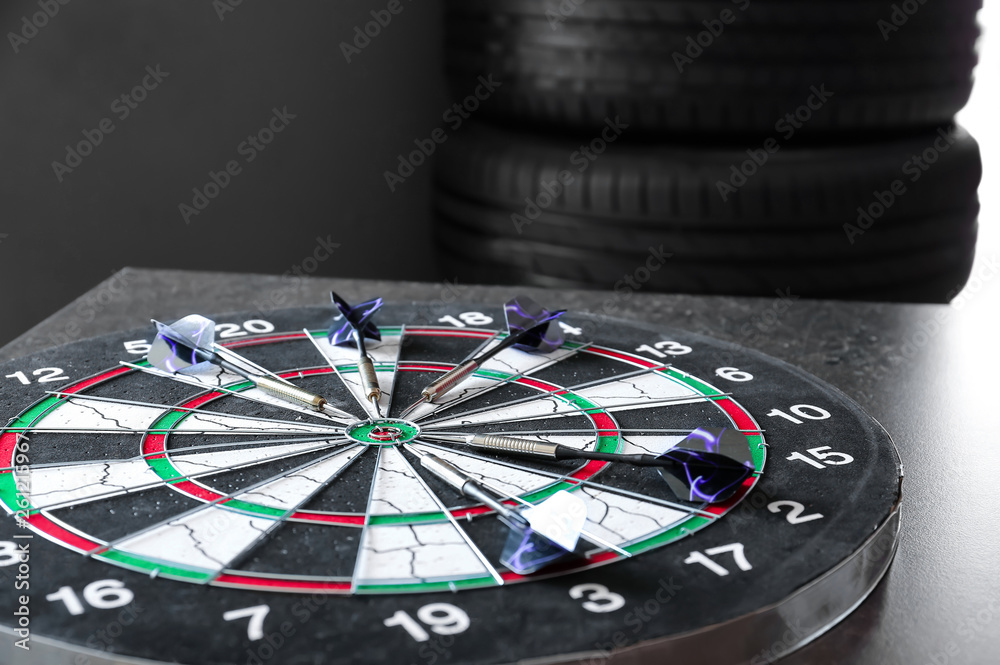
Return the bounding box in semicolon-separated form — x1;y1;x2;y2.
768;500;824;524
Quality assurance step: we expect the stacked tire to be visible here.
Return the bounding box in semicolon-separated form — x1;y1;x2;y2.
433;0;983;302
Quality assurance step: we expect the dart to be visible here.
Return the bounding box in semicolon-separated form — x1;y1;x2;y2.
328;292;385;417
147;314;352;420
431;427;755;504
399;296;566;418
409;447;587;575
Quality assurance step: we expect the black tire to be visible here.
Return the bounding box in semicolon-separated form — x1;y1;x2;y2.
435;122;982;232
434;213;976;299
437;245;976;304
433;122;981;301
436;189;979;261
445;0;981;135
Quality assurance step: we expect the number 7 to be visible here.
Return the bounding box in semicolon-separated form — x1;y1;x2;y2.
224;604;270;641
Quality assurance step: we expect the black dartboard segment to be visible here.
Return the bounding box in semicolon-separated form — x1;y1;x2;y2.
0;304;901;665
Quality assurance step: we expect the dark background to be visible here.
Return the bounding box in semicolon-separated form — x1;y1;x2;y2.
0;0;449;347
1;0;996;346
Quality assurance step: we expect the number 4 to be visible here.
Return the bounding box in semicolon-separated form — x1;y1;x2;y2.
558;321;583;336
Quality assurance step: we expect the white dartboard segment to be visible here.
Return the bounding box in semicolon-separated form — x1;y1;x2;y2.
617;434;687;456
111;447;365;573
405;343;579;421
422;394;575;429
308;330;402;418
369;447;441;516
577;486;691;547
112;506;274;573
38;396;338;435
354;523;491;585
237;446;365;510
27;440;339;510
36;398;174;432
171;410;335;435
409;443;559;500
29;459;168;510
573;373;704;411
131;363;346;424
425;372;707;429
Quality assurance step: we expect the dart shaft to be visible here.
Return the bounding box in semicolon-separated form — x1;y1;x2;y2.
469;319;553;366
419;453;524;524
421;360;478;402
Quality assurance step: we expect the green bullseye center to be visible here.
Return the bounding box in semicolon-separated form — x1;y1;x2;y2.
345;419;420;445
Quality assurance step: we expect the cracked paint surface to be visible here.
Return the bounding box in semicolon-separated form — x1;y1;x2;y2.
27;441;330;510
410;443;556;499
356;523;487;583
578;486;689;546
238;446;363;510
406;343;577;421
369;447;439;516
312;331;402;418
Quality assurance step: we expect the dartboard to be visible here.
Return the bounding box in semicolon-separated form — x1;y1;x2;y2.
0;302;901;665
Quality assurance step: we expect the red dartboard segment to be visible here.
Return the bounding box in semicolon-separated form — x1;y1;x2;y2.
59;365;133;394
289;512;365;525
703;477;759;517
0;433;19;469
715;399;759;432
214;573;352;593
24;513;102;553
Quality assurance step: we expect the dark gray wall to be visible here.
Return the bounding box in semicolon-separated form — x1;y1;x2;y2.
0;0;447;346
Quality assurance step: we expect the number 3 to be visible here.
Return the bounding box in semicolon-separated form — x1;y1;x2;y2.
569;583;625;613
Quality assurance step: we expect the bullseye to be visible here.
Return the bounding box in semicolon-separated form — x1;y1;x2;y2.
369;426;403;442
345;418;420;445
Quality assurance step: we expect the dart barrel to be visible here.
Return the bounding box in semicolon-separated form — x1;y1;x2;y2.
422;359;479;401
469;434;559;459
254;376;328;412
358;355;382;401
